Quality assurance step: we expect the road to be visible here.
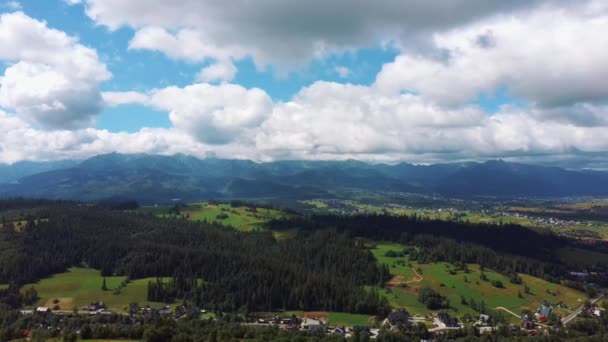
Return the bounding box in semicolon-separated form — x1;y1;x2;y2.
562;293;604;325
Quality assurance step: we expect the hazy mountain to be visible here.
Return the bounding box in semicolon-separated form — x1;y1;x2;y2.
437;160;608;197
1;153;608;203
0;159;80;184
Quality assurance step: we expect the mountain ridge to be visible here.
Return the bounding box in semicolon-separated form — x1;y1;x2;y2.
1;153;608;203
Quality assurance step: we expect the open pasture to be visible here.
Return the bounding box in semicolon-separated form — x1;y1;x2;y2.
372;243;587;321
142;202;290;232
22;268;166;312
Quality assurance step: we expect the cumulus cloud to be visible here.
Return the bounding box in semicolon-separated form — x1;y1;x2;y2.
374;3;608;108
0;12;110;129
102;91;148;107
0;62;103;129
196;60;237;83
147;83;273;145
80;0;550;69
93;80;608;166
2;1;608;167
335;66;351;78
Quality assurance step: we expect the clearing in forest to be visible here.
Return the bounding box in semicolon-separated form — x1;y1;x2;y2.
372;243;588;321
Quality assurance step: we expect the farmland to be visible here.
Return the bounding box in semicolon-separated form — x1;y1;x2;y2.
372;243;588;321
21;268;166;312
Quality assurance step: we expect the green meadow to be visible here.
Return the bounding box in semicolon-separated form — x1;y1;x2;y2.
328;312;374;327
372;243;587;320
142;202;290;232
22;268;167;312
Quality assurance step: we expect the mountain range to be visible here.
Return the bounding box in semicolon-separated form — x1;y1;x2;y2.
1;153;607;203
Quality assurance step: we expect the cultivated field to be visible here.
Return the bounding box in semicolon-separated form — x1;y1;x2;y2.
373;243;588;321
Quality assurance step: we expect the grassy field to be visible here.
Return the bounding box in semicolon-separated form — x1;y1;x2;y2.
141;202;290;232
253;310;374;327
328;312;374;327
22;268;167;312
372;243;588;321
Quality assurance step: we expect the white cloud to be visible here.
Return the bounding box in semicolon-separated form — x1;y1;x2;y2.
335;66;351;78
0;62;103;129
0;12;110;129
148;83;272;145
80;0;549;70
374;3;608;108
96;80;608;166
4;1;21;10
64;0;82;5
196;59;237;83
102;91;148;107
2;1;608;167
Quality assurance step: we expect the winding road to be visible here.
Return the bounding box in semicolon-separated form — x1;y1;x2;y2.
561;293;604;325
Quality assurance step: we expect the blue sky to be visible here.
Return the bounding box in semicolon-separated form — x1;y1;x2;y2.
10;0;406;132
0;0;606;167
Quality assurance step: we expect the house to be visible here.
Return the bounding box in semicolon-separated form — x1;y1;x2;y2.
352;326;372;336
174;305;187;317
159;306;173;316
129;303;140;315
36;307;51;317
522;320;535;330
438;312;459;327
333;326;346;336
301;318;326;333
475;314;491;326
384;308;410;327
280;314;300;326
536;306;552;322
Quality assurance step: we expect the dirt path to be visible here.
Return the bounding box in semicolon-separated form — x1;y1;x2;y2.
387;266;424;292
495;307;520;319
406;267;423;284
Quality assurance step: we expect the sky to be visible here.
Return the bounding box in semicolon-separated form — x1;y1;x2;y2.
0;0;607;168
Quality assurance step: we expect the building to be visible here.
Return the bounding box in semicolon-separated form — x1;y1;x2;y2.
475;314;491;326
301;318;326;333
384;308;410;328
536;306;552;323
36;307;51;317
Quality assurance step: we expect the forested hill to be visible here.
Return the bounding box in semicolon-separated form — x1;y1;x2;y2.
0;202;390;314
2;153;608;202
1;200;607;315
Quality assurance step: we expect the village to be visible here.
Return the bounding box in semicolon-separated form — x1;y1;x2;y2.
304;198;586;229
17;291;606;340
